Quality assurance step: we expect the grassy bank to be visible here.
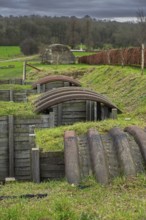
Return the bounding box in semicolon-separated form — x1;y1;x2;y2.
36;65;146;151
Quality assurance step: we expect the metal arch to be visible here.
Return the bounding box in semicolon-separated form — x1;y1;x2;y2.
34;88;121;113
32;75;81;89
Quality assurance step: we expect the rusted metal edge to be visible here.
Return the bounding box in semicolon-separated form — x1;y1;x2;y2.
32;75;81;89
35;93;121;113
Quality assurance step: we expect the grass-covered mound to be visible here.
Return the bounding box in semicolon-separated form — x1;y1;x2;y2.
36;65;146;151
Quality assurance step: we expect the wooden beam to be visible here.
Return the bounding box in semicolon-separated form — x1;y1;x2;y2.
32;148;40;183
8;115;14;177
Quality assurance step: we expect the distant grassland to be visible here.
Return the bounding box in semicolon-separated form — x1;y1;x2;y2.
73;51;96;57
0;46;22;59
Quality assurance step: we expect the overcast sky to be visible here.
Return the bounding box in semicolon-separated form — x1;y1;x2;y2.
0;0;146;21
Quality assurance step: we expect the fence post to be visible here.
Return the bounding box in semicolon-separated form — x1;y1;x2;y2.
37;84;41;93
31;148;40;183
8;115;14;177
9;90;14;102
141;43;145;75
23;61;27;81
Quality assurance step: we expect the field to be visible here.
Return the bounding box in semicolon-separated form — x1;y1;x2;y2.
0;46;146;219
0;46;22;60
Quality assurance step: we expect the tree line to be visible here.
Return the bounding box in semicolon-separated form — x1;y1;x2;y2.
0;15;142;50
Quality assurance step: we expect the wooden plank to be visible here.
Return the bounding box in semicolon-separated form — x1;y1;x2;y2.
40;151;64;158
15;151;30;159
31;148;40;183
15;159;30;167
49;112;55;128
15;175;31;180
8;115;14;177
15;170;31;176
41;172;65;178
57;103;62;126
40;164;65;171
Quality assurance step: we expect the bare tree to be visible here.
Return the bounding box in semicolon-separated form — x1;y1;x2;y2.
137;9;146;75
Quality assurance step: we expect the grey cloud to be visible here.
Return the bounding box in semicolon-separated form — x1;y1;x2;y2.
0;0;146;19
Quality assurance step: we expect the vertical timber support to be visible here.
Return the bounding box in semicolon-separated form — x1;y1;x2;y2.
94;102;97;121
57;104;62;126
49;112;55;128
8;115;14;177
23;61;27;81
64;131;81;185
111;108;117;119
86;101;92;121
37;84;41;93
9;90;14;102
31;148;40;183
29;125;36;149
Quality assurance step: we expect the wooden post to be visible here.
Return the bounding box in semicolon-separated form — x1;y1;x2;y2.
111;108;117;119
23;61;27;81
37;84;41;93
9;90;14;102
57;104;62;126
29;125;36;149
32;148;40;183
141;43;145;75
49;112;55;128
94;102;97;121
8;115;14;177
86;100;92;121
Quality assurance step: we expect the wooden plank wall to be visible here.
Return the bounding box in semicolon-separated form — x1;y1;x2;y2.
0;90;36;102
0;79;24;85
52;100;113;126
0;114;55;181
40;151;65;181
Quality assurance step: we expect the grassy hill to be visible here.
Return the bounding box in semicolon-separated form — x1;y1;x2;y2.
1;51;146;219
36;65;146;151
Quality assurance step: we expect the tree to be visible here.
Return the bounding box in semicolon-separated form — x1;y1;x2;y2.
20;38;39;55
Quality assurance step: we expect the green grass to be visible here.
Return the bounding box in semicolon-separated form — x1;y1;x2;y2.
0;84;31;90
0;46;22;59
0;101;35;116
1;61;146;219
0;61;24;79
36;117;144;152
0;175;146;219
73;51;96;57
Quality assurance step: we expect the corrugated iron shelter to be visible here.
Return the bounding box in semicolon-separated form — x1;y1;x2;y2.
32;75;81;93
34;87;121;126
